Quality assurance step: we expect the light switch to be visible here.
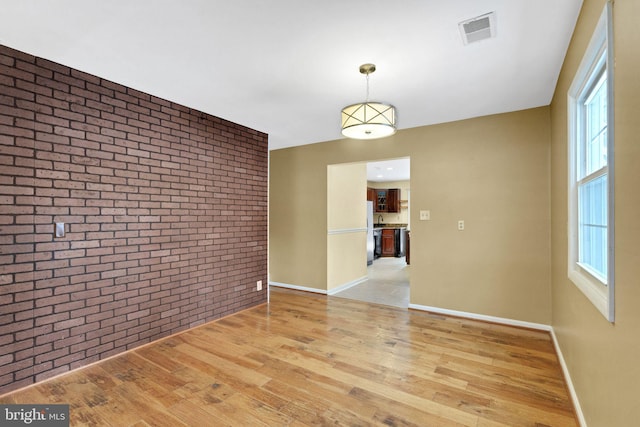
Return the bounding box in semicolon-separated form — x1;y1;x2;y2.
419;210;430;221
55;222;65;238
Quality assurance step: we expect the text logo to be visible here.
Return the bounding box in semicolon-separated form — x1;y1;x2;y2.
0;405;69;427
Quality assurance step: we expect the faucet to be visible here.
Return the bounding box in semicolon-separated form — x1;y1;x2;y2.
377;215;383;225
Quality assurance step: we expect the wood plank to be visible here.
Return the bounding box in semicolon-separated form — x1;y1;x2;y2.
0;287;578;426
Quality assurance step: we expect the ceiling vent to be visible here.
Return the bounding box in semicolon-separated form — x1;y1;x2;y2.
459;12;496;45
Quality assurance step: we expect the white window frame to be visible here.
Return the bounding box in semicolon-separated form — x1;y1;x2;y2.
567;2;614;322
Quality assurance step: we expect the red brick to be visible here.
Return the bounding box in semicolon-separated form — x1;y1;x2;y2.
71;323;100;338
86;342;114;358
54;126;84;139
0;124;34;139
70;103;99;118
54;90;86;106
53;317;85;332
2;301;33;315
35;348;69;364
0;45;267;394
36;132;67;149
0;105;34;121
0;50;15;65
53;72;85;89
35;76;69;93
0;358;34;381
34;57;69;75
35;93;69;110
0;243;34;255
35;330;68;346
84;83;113;98
35;366;69;383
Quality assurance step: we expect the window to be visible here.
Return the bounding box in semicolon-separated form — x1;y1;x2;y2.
568;2;614;321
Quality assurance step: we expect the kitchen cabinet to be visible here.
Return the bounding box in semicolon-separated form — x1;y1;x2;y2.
367;187;376;202
375;189;387;212
387;188;400;213
381;229;396;256
377;227;407;258
372;188;400;213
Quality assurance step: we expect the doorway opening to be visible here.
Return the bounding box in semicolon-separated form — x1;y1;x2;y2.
331;157;410;308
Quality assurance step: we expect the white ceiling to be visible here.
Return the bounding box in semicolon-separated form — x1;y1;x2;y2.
0;1;582;151
367;159;410;183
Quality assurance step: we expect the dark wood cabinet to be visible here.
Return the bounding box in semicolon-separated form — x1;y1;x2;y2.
375;189;387;212
387;188;400;213
381;229;396;256
370;188;400;213
367;187;376;202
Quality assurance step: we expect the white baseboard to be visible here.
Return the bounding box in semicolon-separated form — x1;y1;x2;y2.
408;303;551;331
550;329;587;427
269;276;368;296
268;281;327;294
327;276;368;295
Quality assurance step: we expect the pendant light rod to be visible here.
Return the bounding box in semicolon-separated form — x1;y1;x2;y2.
360;63;376;102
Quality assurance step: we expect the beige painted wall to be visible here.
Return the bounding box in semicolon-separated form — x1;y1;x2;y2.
269;148;328;289
327;163;367;290
368;180;411;226
328;163;367;230
270;107;551;323
550;0;640;425
327;232;367;291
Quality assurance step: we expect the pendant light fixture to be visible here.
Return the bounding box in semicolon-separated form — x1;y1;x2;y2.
341;63;396;140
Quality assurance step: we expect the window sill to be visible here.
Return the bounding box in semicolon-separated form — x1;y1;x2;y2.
568;267;612;321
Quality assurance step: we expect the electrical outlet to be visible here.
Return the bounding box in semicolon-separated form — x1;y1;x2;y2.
458;220;464;231
419;210;430;220
55;222;65;237
257;280;262;291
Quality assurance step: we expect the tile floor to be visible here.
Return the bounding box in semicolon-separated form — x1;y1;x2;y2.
333;256;409;308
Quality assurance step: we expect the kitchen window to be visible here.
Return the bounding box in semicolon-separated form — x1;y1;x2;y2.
567;2;614;321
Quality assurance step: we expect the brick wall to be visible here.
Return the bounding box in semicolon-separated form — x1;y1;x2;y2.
0;45;268;394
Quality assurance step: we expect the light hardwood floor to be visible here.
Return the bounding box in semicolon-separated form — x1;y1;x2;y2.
1;288;577;426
